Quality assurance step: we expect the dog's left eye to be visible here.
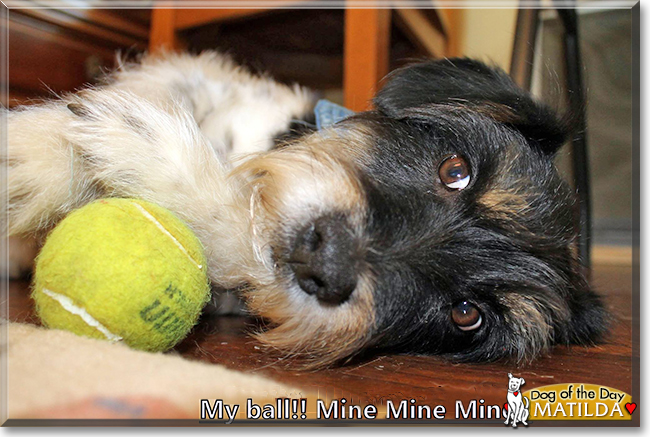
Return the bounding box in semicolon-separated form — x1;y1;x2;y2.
451;301;482;331
439;155;471;190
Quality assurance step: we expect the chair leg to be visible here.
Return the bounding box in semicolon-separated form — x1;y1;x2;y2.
149;8;178;53
343;9;391;111
557;8;592;273
510;8;540;90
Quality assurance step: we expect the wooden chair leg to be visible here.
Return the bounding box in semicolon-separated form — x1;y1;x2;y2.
441;9;463;58
149;8;178;53
343;9;391;111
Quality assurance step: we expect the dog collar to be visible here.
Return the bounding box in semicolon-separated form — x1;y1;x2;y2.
314;99;355;130
509;391;520;396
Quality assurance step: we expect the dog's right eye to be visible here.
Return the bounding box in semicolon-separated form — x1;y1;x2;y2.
439;155;471;190
451;301;482;331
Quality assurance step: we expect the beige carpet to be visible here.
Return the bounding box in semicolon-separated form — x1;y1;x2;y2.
4;322;300;419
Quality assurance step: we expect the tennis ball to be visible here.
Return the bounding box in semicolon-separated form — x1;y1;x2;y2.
32;198;211;352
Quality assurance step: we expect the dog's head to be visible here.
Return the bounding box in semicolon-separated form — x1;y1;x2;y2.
234;59;607;367
508;373;526;391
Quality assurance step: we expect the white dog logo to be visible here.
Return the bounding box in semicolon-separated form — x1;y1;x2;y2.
504;373;529;427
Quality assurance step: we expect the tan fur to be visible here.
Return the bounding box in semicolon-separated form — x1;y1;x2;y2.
245;272;376;368
479;188;532;219
477;146;536;225
233;127;379;366
498;293;570;361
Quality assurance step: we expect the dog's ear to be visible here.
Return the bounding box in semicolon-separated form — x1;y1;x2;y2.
508;373;513;378
374;58;570;156
520;378;525;385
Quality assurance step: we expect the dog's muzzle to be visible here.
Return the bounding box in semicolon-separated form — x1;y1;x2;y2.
288;214;360;305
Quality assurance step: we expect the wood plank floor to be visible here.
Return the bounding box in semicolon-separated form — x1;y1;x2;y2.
7;262;637;425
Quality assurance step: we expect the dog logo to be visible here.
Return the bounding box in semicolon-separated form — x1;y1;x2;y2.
504;373;530;427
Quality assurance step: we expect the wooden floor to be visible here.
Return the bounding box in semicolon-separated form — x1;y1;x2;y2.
7;262;638;425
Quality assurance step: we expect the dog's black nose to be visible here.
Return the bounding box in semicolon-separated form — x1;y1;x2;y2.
289;216;359;305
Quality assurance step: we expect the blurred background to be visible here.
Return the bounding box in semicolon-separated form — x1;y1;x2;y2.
1;3;634;270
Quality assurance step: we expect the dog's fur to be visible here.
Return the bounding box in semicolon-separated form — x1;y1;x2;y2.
3;52;608;367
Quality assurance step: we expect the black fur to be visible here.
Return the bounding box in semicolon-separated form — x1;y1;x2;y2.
307;59;606;363
374;58;571;155
272;112;317;148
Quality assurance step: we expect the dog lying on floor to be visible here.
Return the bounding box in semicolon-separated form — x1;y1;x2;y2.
4;52;607;367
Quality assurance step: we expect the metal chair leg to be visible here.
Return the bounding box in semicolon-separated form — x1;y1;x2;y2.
510;8;540;90
511;5;592;273
556;8;592;273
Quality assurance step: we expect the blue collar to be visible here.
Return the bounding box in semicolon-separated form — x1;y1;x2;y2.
313;99;356;130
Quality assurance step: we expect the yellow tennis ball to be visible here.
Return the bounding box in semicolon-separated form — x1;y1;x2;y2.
32;198;210;352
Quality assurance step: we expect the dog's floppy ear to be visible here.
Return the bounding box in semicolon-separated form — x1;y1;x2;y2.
374;58;570;155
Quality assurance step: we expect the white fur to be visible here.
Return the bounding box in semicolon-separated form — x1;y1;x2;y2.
107;52;316;160
3;52;376;365
4;52;314;290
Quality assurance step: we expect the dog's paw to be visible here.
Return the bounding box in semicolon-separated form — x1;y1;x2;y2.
64;89;230;212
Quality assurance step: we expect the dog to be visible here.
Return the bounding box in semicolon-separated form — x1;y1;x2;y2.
3;52;608;367
504;373;529;427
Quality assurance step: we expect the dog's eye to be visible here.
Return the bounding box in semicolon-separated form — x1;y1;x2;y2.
451;301;482;331
439;155;470;190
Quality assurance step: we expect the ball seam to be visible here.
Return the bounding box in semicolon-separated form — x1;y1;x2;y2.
131;201;203;270
40;288;123;342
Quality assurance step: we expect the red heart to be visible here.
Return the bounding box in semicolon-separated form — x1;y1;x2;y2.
625;403;636;415
514;391;519;396
504;403;508;411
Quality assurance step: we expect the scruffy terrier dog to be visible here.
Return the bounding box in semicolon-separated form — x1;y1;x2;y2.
4;52;607;367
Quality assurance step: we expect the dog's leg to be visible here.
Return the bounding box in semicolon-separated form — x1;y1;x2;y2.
513;402;522;428
505;401;518;426
4;89;261;290
3;104;102;278
521;398;529;426
4;103;97;237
